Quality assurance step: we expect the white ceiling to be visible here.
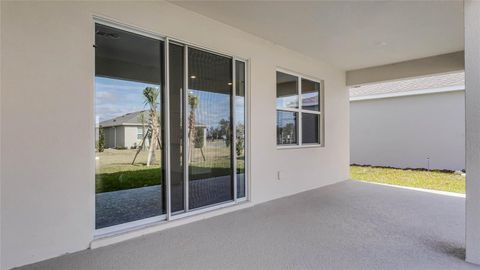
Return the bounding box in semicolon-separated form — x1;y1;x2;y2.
171;1;464;70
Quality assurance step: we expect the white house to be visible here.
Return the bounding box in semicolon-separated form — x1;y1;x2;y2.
350;72;465;171
3;1;480;269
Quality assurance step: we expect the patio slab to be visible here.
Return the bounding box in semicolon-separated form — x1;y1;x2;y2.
19;180;479;270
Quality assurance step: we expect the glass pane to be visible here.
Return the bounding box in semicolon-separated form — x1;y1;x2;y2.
302;113;320;144
95;24;165;229
235;61;246;199
276;72;298;109
277;111;297;145
302;79;320;111
188;48;234;209
169;43;185;213
137;127;143;140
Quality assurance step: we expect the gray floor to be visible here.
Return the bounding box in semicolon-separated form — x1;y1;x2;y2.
20;180;480;270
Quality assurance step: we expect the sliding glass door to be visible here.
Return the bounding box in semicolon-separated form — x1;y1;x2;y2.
187;48;234;209
95;23;165;230
95;22;247;231
168;43;186;214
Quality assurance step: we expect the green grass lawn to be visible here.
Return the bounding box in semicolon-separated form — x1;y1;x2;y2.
96;145;245;193
350;165;465;194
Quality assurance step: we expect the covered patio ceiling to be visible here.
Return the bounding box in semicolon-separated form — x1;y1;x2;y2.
18;181;475;270
171;1;464;71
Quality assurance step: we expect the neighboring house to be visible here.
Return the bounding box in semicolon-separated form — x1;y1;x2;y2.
350;72;465;171
99;111;207;149
99;111;149;149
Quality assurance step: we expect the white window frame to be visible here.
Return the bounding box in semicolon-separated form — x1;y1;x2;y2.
276;68;325;149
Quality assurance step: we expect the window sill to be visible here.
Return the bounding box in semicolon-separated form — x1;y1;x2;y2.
277;144;324;150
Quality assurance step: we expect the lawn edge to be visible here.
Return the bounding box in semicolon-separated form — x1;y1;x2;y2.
353;179;466;198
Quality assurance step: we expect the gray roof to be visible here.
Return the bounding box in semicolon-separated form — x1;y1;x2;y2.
350;71;465;98
100;111;148;127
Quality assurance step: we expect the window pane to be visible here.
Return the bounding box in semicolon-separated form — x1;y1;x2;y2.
302;79;320;111
302;113;320;144
95;24;165;229
235;60;246;198
277;111;297;145
188;48;234;209
276;72;298;109
137;127;144;140
169;43;185;213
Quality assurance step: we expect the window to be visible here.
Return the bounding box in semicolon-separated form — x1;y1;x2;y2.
276;72;298;109
277;111;297;145
137;127;144;140
235;60;247;199
276;71;323;147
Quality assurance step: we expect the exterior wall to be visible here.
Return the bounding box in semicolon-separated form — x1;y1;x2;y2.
103;126;140;149
350;90;465;171
115;126;126;148
465;0;480;264
123;126;140;149
103;127;116;148
0;2;349;269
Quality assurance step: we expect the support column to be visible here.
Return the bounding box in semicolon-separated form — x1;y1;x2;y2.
465;0;480;264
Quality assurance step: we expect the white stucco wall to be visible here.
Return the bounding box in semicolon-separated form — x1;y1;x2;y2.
465;0;480;264
350;90;465;171
0;2;349;269
123;126;140;149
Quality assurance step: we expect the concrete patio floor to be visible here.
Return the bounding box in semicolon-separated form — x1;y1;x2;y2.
19;180;479;270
